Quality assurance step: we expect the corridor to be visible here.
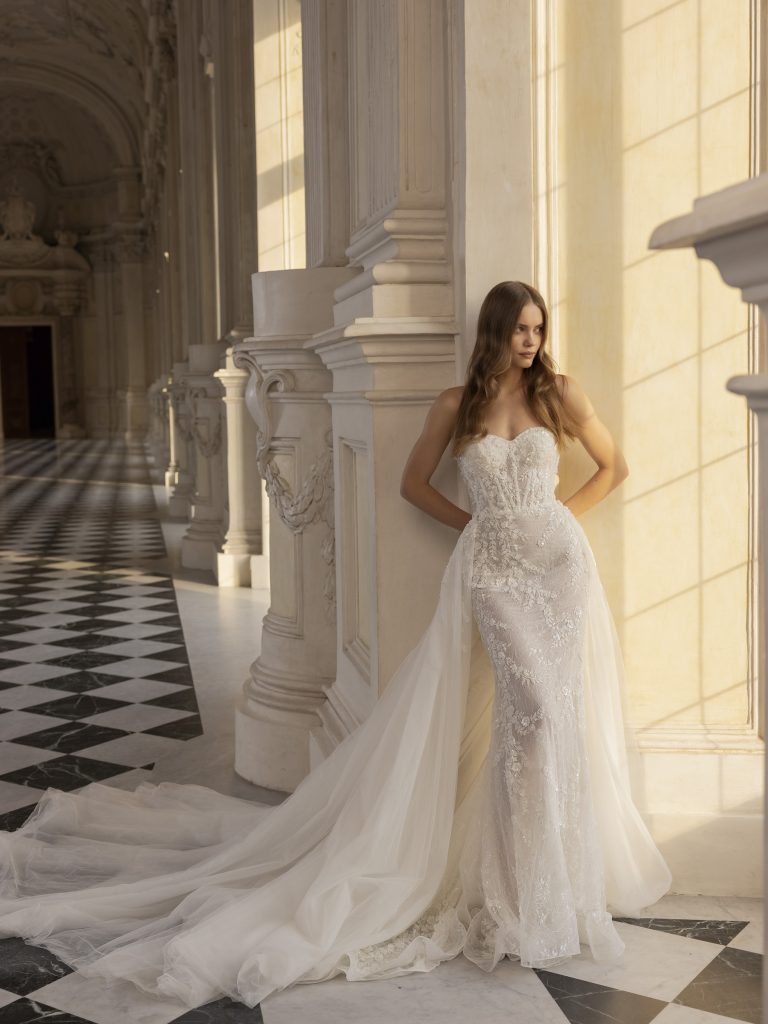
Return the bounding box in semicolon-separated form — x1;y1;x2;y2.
0;440;761;1024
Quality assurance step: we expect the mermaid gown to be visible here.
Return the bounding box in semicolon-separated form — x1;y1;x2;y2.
0;425;672;1009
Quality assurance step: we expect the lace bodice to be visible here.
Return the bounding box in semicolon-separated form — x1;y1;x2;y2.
456;426;559;517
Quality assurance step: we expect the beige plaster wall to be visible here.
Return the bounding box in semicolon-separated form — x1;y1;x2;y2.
551;0;755;730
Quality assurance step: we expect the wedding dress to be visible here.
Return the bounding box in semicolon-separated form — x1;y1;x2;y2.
0;425;672;1010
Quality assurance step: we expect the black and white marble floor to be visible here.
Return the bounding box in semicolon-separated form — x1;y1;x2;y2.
0;440;762;1024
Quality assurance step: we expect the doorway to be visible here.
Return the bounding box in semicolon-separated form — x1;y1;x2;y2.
0;326;55;438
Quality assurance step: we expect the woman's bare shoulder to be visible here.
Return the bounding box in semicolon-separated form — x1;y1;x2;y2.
435;385;465;412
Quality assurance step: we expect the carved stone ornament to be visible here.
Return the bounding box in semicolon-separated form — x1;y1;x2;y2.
171;388;195;445
188;386;222;458
234;348;336;619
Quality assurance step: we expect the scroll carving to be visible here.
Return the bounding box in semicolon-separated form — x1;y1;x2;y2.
234;348;336;619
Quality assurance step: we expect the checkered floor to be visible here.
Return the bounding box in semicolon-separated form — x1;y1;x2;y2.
0;440;762;1024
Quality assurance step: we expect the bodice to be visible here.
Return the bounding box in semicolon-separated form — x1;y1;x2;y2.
456;426;559;518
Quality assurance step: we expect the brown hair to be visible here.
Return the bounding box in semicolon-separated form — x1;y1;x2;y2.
451;280;578;458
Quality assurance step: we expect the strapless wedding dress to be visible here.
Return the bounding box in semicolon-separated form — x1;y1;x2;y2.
0;426;672;1009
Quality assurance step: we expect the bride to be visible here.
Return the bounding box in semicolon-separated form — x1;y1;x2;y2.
0;280;672;1010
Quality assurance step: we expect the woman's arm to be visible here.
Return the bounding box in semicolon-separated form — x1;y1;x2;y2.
557;373;629;518
400;387;472;531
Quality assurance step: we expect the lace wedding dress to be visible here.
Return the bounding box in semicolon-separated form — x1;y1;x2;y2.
0;425;672;1009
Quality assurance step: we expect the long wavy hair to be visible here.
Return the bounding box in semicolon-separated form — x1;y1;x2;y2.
451;281;579;458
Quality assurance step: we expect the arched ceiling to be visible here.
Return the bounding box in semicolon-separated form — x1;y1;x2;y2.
0;0;150;178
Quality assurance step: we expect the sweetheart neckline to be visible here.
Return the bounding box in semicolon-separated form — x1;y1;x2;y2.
481;426;553;445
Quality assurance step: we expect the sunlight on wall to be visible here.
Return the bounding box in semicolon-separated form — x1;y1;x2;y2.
548;0;756;732
253;0;306;270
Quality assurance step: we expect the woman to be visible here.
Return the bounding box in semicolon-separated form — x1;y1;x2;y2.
0;281;672;1011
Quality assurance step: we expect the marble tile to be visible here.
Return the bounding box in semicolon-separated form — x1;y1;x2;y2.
144;716;204;741
83;703;195;732
654;1003;760;1022
173;997;265;1022
16;601;87;614
0;939;72;997
100;586;173;598
0;686;74;711
0;664;75;685
32;670;123;694
11;721;129;755
45;651;122;671
98;766;155;791
95;623;181;640
0;742;61;773
1;629;82;645
100;597;174;610
727;919;762;956
94;657;187;679
0;644;80;664
94;639;183;659
0;804;37;831
84;678;187;703
0;990;19;1010
1;753;129;792
8;614;90;629
612;918;751;946
262;955;566;1024
0;779;47;812
77;732;185;768
30;972;190;1024
97;609;178;624
0;711;69;741
672;946;761;1024
25;693;130;721
534;920;723;1002
0;995;100;1022
534;968;668;1023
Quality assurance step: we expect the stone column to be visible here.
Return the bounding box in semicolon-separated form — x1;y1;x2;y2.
114;232;148;442
79;240;114;437
180;343;227;571
234;268;354;791
161;373;178;488
214;348;263;586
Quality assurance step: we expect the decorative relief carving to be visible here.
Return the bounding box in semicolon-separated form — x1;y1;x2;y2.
188;385;222;458
234;348;336;619
171;389;194;445
0;184;89;314
113;232;147;264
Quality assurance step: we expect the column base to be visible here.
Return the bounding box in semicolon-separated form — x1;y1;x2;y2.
164;467;179;488
249;552;270;589
215;550;252;587
168;486;193;519
181;533;220;572
234;691;321;792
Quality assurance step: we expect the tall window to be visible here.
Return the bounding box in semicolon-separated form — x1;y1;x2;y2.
534;0;763;739
253;0;306;270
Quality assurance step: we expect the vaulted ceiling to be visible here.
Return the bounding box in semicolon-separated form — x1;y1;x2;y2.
0;0;173;236
0;0;148;174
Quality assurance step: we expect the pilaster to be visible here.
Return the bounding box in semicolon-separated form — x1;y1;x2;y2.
234;267;354;790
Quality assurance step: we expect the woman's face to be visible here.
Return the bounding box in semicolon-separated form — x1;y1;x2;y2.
509;302;544;366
